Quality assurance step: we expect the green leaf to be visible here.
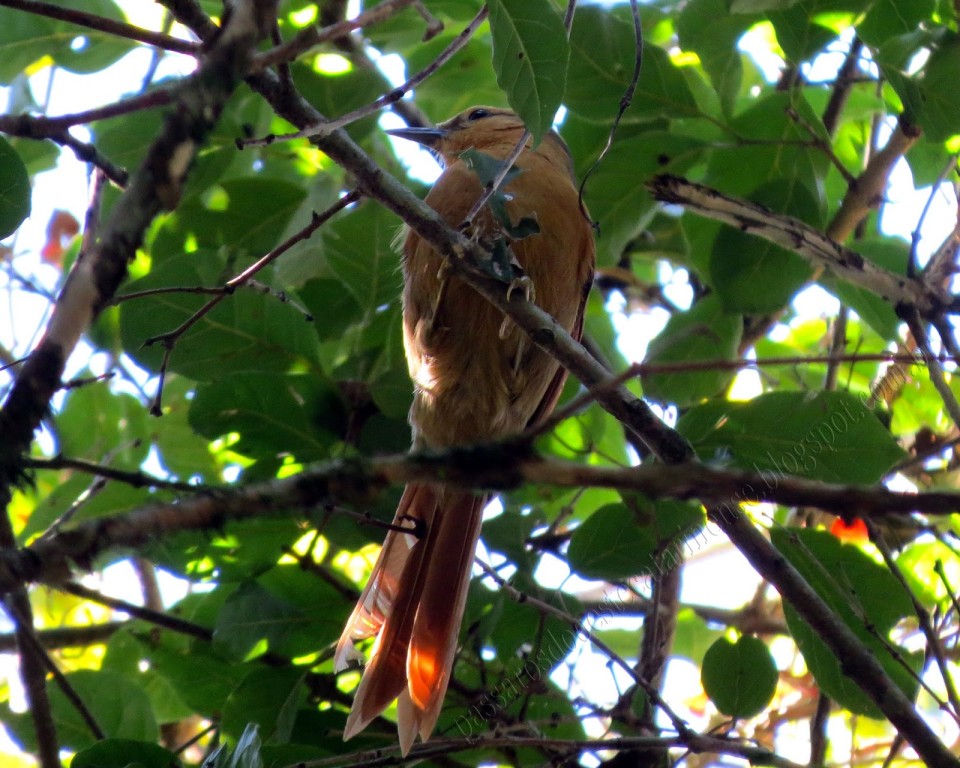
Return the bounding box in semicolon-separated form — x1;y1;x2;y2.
677;0;754;115
767;0;846;62
213;581;307;661
819;237;906;340
642;295;742;407
189;371;345;463
119;252;322;379
173;178;308;257
322;203;403;314
93;86;246;200
673;608;724;664
124;637;251;718
730;0;801;10
49;669;158;751
914;32;960;142
857;0;936;49
255;566;349;655
56;380;150;468
222;667;307;745
678;391;905;483
482;507;544;567
72;740;180;768
290;60;387;141
298;277;363;339
22;475;156;541
566;6;697;124
0;0;132;82
100;630;194;723
0;9;55;82
487;0;569;143
771;528;920;716
405;34;506;118
51;0;135;73
0;136;30;237
701;635;778;718
581;131;704;264
710;181;817;313
151;375;221;479
705;91;829;213
568;503;657;579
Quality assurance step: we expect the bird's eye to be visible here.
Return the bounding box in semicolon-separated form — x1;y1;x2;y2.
467;108;490;121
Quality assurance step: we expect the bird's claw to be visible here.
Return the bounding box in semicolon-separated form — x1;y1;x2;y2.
505;274;534;304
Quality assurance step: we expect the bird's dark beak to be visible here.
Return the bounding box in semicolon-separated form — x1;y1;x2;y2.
385;126;446;148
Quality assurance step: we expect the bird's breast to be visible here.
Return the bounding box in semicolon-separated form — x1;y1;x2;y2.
401;153;593;448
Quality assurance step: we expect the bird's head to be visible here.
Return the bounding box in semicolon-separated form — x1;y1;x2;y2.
386;106;571;173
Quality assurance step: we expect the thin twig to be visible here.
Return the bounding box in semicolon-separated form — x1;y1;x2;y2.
577;0;642;223
251;0;417;71
866;520;960;720
240;7;487;147
0;87;176;134
58;582;213;642
475;559;692;738
903;308;960;428
0;0;199;54
142;191;360;413
0;123;129;186
821;37;864;136
23;454;201;491
3;597;106;741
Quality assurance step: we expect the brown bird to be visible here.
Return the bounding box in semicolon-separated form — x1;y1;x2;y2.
335;107;595;754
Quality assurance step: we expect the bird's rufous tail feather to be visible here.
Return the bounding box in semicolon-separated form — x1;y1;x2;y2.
337;483;485;755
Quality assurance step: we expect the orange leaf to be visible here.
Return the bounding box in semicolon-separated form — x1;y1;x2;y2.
829;517;868;543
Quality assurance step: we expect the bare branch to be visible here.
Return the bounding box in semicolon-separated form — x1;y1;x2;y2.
140;190;360;413
0;87;176;134
251;0;419;71
3;598;106;741
710;508;959;768
0;0;199;53
0;621;123;652
648;174;946;313
827;117;922;243
0;0;277;491
3;449;960;595
24;454;203;492
240;6;488;147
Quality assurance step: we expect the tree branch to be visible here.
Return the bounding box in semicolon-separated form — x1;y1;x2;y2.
709;508;959;768
647;174;946;313
0;0;199;54
0;621;123;652
2;450;959;593
0;0;277;492
250;0;420;72
305;733;811;768
24;454;203;492
827;117;922;243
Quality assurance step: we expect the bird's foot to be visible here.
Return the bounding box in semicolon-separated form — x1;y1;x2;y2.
497;276;533;341
506;274;534;303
